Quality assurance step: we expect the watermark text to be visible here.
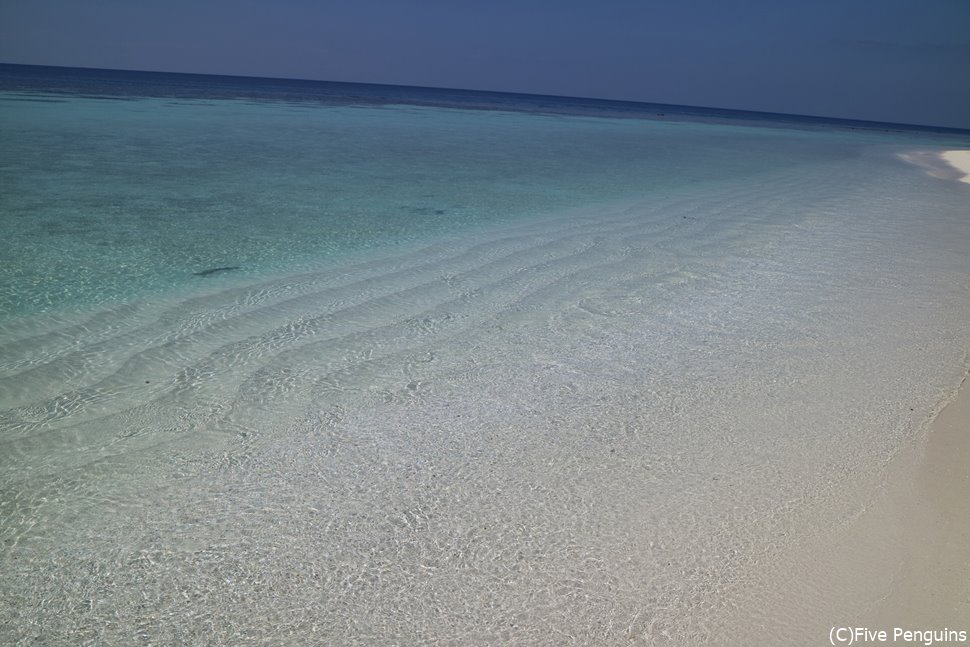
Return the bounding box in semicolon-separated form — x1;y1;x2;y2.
829;627;967;646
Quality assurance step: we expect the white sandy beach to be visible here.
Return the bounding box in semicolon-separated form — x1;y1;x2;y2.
701;163;970;645
704;378;970;645
941;150;970;184
899;149;970;184
3;87;970;645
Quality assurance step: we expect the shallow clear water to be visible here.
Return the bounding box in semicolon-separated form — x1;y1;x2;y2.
1;86;885;319
1;67;969;645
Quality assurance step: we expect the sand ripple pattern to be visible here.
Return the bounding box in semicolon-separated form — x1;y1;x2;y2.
2;160;970;645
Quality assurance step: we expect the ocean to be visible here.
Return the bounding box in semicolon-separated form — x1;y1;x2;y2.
1;64;969;645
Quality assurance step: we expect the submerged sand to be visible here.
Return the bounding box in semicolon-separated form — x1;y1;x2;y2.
706;375;970;645
704;152;970;642
3;137;969;645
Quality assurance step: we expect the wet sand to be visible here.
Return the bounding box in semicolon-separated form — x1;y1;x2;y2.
706;375;970;645
700;152;970;645
868;376;970;628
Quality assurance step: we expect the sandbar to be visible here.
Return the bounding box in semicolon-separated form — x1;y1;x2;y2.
941;150;970;184
899;149;970;184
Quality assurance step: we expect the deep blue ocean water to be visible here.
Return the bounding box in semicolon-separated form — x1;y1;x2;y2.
1;64;969;645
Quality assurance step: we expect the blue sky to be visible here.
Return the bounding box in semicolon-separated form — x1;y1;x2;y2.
1;0;968;128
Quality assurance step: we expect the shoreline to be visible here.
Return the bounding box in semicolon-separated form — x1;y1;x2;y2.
899;149;970;184
867;374;970;627
708;375;970;645
846;152;970;628
878;152;970;627
703;155;970;645
941;150;970;184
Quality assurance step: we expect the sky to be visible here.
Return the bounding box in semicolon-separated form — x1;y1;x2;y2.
1;0;969;129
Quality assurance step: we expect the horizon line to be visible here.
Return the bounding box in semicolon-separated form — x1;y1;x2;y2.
2;61;969;135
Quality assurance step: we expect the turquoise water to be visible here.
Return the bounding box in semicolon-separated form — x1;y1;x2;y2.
2;67;970;645
2;91;880;319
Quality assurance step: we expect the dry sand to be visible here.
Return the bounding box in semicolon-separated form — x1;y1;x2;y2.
868;376;970;627
700;151;970;641
941;151;970;184
736;148;970;645
702;146;969;640
705;376;970;645
898;149;970;184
